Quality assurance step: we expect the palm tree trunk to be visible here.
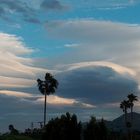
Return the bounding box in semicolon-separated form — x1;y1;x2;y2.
131;107;133;126
125;109;129;140
44;93;47;126
131;107;133;140
125;109;127;126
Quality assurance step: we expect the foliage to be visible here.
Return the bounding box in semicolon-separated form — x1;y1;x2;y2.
120;94;138;128
8;125;19;135
42;112;81;140
84;116;108;140
37;73;59;126
37;73;58;95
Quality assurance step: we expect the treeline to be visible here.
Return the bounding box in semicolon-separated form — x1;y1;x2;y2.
41;112;140;140
42;112;109;140
2;112;140;140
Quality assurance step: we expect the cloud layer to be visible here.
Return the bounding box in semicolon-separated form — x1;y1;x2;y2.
0;32;97;131
0;32;50;88
56;62;139;105
0;0;66;23
0;0;40;23
1;0;140;133
67;0;139;10
46;20;140;83
0;0;139;23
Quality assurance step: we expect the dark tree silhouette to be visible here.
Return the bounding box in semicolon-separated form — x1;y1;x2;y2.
98;118;108;140
9;124;19;135
127;94;138;140
42;112;81;140
127;93;138;126
120;100;130;127
84;116;108;140
37;73;58;126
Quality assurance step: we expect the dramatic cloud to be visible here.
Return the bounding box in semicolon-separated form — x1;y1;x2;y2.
56;62;139;105
0;32;50;88
0;90;94;108
0;88;95;131
46;20;140;84
1;0;140;133
57;61;136;76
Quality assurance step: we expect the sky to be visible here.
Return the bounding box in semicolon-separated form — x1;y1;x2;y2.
0;0;140;132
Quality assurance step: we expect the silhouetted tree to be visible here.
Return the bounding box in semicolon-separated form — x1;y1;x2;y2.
120;100;130;127
9;124;19;135
37;73;58;126
127;94;138;140
98;118;108;140
42;112;81;140
84;116;108;140
84;116;97;140
127;93;138;126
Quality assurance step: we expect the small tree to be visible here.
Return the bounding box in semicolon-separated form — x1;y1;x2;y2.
37;73;58;126
9;124;19;135
127;93;138;126
120;100;130;127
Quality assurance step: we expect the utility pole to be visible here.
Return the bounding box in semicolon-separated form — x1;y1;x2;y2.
31;122;34;132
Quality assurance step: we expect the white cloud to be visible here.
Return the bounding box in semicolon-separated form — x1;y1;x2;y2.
0;90;95;108
0;33;33;55
46;20;140;84
0;76;35;88
46;20;140;45
57;61;136;76
64;43;79;48
0;90;33;98
35;95;95;108
0;32;51;88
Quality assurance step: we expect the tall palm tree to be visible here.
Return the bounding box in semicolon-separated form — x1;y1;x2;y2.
37;73;58;126
127;94;138;126
120;100;130;127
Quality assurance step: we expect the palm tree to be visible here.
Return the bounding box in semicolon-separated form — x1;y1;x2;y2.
127;94;138;126
37;73;58;126
120;100;130;127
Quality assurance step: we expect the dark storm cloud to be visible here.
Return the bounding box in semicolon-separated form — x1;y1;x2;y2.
56;65;139;105
41;0;66;10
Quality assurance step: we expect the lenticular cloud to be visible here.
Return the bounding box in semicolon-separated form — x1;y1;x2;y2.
0;32;47;88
